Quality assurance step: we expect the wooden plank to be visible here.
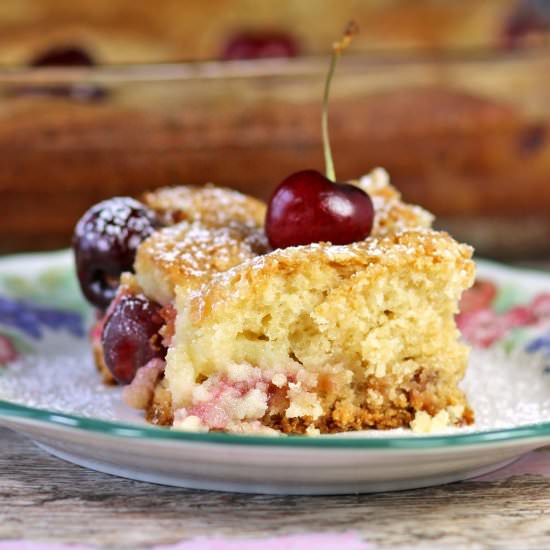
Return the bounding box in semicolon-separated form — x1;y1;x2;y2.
2;427;550;549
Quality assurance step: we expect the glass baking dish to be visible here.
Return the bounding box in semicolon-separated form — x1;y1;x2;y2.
0;50;549;256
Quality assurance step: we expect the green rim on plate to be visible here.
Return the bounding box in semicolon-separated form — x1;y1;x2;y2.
2;399;550;449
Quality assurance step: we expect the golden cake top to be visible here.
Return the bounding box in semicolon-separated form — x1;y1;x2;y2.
143;184;266;228
135;220;269;305
182;229;475;323
135;169;437;305
355;168;434;237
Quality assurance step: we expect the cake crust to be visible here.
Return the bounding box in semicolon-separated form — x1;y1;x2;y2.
355;168;434;237
135;221;270;305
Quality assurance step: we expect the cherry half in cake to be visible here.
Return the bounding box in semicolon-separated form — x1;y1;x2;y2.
31;45;95;67
102;294;166;384
266;22;374;249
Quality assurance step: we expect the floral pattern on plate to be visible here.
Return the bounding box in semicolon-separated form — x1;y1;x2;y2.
457;278;550;370
0;251;89;365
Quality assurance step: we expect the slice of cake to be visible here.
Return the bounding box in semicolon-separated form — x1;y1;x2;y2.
137;170;471;433
166;230;474;434
75;168;474;434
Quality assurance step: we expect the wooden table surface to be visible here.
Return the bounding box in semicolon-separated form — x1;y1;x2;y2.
2;260;550;550
2;427;550;550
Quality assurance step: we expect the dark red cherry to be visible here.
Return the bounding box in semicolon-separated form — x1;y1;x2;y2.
31;46;95;67
73;197;157;309
502;2;550;49
102;294;166;385
266;170;374;249
222;31;299;60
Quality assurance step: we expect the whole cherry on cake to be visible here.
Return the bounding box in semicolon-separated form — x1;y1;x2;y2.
73;197;157;309
102;294;166;384
266;22;374;249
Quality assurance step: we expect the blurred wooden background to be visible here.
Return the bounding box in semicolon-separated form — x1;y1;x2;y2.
0;0;549;258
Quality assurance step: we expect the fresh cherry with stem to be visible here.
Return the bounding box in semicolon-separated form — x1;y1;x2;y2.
266;22;374;249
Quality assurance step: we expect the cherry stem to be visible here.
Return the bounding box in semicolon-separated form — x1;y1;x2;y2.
322;21;358;182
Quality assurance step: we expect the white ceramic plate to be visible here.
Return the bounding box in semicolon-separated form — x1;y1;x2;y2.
1;251;550;494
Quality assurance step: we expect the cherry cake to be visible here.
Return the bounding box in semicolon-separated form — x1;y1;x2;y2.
74;25;475;435
73;169;475;435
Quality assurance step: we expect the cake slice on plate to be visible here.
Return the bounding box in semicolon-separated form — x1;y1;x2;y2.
74;168;474;434
135;169;472;433
166;228;474;434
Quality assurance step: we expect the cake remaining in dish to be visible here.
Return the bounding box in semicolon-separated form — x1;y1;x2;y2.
77;167;474;435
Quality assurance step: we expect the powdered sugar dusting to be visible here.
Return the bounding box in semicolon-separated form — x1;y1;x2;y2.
143;184;266;228
144;221;269;277
463;347;550;430
192;228;473;317
75;197;155;250
0;333;134;423
2;331;550;436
